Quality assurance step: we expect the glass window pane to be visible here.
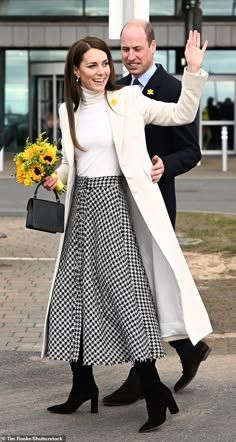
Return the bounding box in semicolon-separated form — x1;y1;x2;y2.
85;0;108;16
0;0;83;16
202;81;235;120
150;0;174;15
202;124;234;150
4;50;29;152
155;52;167;70
201;0;236;15
30;50;67;62
202;80;235;151
155;50;176;74
203;51;236;74
110;50;123;79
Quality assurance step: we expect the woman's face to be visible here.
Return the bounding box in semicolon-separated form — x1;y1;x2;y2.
74;48;111;92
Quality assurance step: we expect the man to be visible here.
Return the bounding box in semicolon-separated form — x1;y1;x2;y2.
103;19;211;406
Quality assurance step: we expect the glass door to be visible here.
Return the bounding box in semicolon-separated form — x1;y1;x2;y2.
30;62;64;144
37;76;64;143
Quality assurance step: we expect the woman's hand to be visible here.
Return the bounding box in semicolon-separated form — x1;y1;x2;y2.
185;30;208;74
43;174;59;191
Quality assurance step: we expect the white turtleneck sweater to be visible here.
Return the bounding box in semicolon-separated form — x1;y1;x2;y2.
75;87;121;177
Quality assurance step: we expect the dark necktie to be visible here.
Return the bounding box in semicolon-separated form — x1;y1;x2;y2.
132;78;141;86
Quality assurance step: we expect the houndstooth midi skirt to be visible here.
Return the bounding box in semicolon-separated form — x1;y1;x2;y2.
47;176;165;365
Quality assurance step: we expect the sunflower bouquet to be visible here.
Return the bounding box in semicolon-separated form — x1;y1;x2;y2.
14;133;65;193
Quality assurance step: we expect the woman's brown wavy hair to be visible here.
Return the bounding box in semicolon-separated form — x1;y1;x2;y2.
64;36;120;150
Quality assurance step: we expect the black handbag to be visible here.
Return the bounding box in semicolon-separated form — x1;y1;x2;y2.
26;182;65;234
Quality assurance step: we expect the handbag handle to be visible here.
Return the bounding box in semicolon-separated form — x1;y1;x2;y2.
33;182;61;203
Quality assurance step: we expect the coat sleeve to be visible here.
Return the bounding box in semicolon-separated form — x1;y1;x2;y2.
135;68;208;127
55;103;69;185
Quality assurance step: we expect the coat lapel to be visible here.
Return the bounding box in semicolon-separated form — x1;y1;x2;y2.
60;102;83;167
106;90;125;157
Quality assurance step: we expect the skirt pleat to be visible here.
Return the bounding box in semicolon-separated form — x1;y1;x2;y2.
47;176;165;364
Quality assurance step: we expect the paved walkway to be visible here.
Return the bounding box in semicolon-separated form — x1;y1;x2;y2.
1;153;236;441
0;217;235;355
0;350;235;442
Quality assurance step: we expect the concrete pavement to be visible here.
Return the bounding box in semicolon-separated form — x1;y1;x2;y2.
1;351;235;441
0;153;236;441
0;216;235;354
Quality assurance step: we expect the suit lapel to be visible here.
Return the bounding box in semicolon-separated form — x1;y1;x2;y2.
118;74;132;86
120;66;167;101
142;65;166;100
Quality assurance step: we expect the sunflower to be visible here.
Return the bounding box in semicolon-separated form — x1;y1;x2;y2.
23;172;34;186
39;145;57;165
16;169;26;184
14;157;26;184
15;157;24;170
30;164;45;182
22;144;42;161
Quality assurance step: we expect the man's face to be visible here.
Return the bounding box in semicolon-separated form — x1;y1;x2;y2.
121;25;156;78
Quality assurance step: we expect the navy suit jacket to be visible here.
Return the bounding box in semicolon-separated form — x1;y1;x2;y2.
118;65;201;228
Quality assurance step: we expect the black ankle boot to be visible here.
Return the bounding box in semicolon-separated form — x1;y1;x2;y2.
47;362;99;414
134;361;179;433
103;367;144;406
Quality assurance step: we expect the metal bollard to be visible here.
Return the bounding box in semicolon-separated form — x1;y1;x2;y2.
0;146;3;172
221;126;228;172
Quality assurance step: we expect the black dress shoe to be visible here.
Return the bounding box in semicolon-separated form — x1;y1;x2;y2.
103;367;144;406
174;341;211;393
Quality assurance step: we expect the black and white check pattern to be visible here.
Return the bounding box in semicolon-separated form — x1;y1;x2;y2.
47;176;164;365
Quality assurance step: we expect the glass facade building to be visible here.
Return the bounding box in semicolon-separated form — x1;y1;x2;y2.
0;0;235;17
0;0;236;155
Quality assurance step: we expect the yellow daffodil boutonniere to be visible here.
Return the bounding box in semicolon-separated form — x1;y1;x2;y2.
110;97;118;107
146;89;154;96
14;132;65;193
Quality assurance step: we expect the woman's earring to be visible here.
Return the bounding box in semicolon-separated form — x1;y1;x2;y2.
76;76;80;82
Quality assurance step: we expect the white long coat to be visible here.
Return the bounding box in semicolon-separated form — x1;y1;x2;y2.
41;68;212;358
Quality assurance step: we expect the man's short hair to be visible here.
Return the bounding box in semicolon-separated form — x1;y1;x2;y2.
121;20;155;46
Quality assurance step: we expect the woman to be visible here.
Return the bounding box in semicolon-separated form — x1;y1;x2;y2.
42;31;211;433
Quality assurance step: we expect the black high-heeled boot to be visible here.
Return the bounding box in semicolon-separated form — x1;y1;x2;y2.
134;361;179;433
47;361;99;414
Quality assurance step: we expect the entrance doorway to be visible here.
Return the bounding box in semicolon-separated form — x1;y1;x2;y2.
30;62;64;145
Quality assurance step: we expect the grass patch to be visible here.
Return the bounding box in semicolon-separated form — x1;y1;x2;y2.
176;212;236;255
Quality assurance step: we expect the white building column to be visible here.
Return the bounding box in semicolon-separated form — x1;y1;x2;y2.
109;0;149;39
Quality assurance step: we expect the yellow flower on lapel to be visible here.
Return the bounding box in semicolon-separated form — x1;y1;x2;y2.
110;97;118;106
146;89;154;96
